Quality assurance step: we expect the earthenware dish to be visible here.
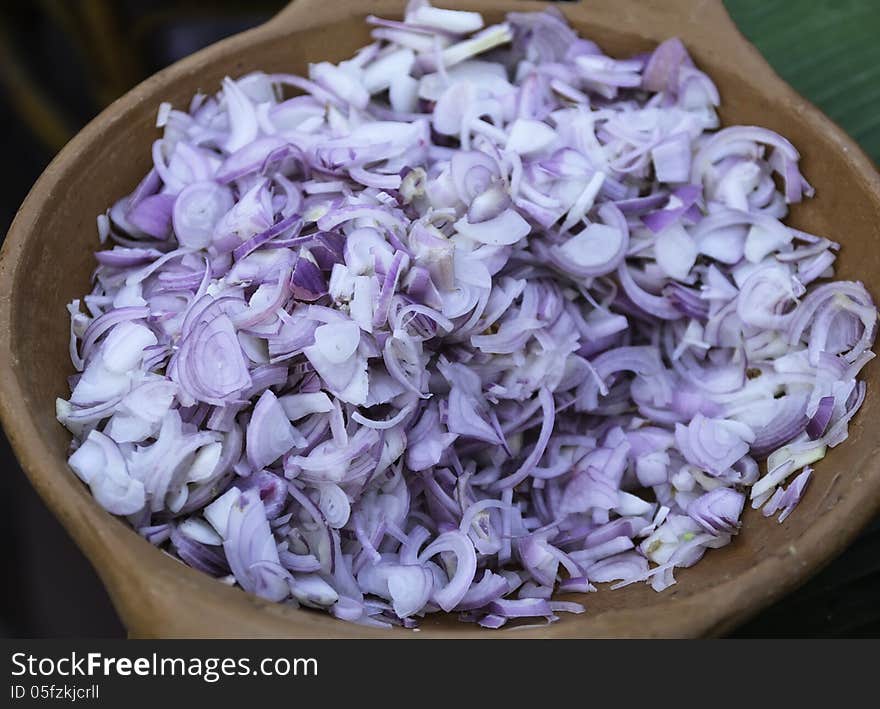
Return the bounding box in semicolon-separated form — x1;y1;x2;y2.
2;0;879;637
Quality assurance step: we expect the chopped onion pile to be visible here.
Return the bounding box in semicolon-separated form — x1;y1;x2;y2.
59;2;877;629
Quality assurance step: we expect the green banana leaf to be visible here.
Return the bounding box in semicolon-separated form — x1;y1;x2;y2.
725;0;880;162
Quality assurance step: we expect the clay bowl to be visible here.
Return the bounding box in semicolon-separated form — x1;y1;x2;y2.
2;0;879;638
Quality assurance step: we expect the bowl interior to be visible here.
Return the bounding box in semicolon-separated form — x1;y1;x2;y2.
3;2;880;637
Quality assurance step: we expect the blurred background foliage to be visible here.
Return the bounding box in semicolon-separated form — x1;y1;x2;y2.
0;0;878;637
